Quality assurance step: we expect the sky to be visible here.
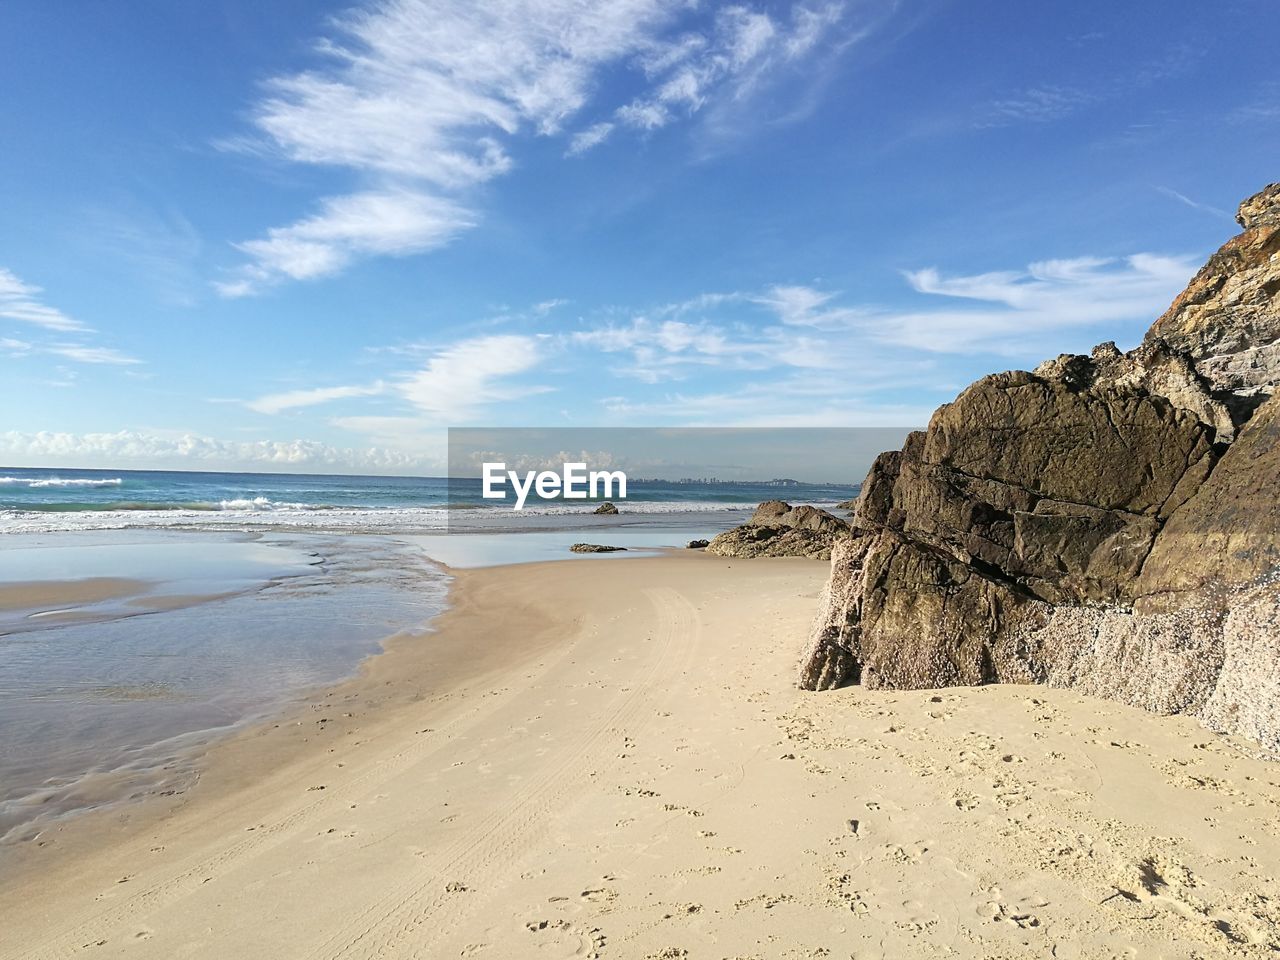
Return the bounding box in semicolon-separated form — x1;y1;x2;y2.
1;0;1276;475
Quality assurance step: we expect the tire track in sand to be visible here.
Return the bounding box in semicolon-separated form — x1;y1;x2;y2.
13;614;589;960
301;586;699;960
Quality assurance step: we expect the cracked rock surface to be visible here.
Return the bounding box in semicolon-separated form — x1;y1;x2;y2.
800;183;1280;749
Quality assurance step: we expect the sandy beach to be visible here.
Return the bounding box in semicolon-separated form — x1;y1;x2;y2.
2;552;1278;959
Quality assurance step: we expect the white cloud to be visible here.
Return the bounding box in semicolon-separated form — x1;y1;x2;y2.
0;268;143;367
0;429;438;474
892;253;1196;352
566;121;615;156
752;284;868;328
564;251;1195;408
597;376;937;427
398;333;550;419
221;0;864;293
222;247;1192;448
1;336;32;355
248;333;549;426
603;3;847;141
0;268;90;332
569;286;896;382
216;190;474;295
532;298;568;316
574;314;771;382
1155;186;1232;221
45;344;143;366
247;382;388;415
975;85;1096;129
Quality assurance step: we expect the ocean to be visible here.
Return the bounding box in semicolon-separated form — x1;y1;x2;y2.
0;466;854;848
0;466;855;534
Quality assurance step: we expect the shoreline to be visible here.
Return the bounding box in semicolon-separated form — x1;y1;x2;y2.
4;553;1279;958
0;530;449;849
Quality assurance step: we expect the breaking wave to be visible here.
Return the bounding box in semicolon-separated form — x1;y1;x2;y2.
0;476;124;489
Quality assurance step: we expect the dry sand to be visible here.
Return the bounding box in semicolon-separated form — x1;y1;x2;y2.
2;553;1278;959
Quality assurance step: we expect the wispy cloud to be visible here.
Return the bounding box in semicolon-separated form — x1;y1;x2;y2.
215;190;474;295
0;268;143;367
45;344;143;366
219;0;868;295
249;333;550;424
971;46;1203;133
597;376;937;427
570;253;1196;382
890;253;1196;352
0;268;90;332
0;336;32;356
566;121;615;156
1155;186;1232;221
975;85;1095;129
241;248;1192;447
247;382;388;415
585;3;851;148
398;333;551;419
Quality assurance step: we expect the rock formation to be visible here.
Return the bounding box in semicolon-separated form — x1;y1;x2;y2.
593;502;619;515
707;500;848;559
570;543;626;553
800;183;1280;749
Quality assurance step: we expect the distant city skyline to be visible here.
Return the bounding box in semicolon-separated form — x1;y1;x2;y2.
447;427;907;485
2;1;1276;474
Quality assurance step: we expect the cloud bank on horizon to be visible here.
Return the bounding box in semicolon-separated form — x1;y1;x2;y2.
0;0;1274;473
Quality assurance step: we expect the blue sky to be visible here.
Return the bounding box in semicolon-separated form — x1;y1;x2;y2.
1;0;1276;474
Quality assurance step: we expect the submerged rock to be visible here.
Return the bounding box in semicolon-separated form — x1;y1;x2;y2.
707;500;849;559
800;183;1280;749
570;543;626;553
592;502;619;515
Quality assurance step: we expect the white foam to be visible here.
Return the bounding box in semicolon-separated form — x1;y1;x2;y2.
0;506;448;534
215;497;328;512
0;477;124;488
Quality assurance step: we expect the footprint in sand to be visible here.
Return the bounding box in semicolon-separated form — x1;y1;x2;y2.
525;919;607;958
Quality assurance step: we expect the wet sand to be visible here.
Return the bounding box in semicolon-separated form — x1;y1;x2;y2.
0;577;151;615
2;553;1278;959
0;532;447;846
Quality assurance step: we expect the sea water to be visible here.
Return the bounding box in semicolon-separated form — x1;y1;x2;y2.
0;466;853;534
0;531;448;846
0;467;854;848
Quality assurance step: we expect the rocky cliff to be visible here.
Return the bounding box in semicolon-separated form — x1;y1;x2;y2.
800;183;1280;749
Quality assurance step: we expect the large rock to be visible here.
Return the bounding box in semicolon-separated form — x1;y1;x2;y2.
707;500;848;559
1144;181;1280;422
1137;393;1280;608
800;184;1280;749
